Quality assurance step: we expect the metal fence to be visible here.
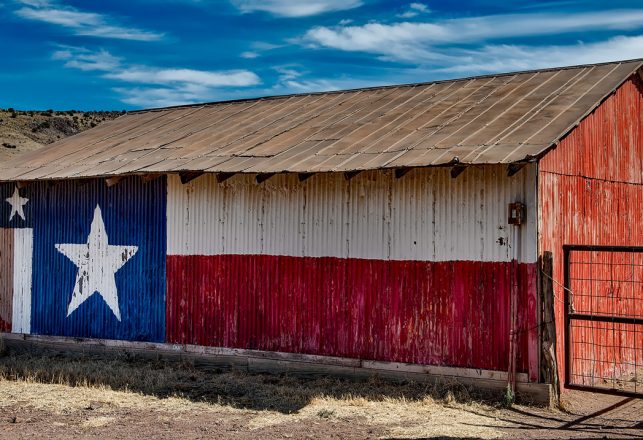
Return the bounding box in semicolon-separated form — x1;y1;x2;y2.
564;245;642;397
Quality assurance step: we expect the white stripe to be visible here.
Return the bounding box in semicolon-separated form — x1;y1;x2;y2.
12;228;32;334
167;166;537;263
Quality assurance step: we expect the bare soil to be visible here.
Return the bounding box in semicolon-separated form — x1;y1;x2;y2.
0;351;640;439
0;108;121;162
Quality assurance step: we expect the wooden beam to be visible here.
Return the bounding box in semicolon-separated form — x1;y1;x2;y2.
180;171;204;185
394;168;412;179
344;170;362;180
256;173;275;184
141;173;162;183
105;176;122;187
450;165;467;179
298;173;315;182
216;173;235;183
507;163;527;177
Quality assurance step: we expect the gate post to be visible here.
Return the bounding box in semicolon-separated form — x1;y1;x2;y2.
540;251;560;404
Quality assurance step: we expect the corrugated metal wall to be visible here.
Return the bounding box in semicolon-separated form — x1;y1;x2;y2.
167;166;539;376
539;74;643;389
168;166;538;262
1;183;34;334
0;177;168;342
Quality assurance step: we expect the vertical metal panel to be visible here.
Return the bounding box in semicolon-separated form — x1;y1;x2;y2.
539;74;643;390
167;165;539;374
12;228;32;334
27;177;167;342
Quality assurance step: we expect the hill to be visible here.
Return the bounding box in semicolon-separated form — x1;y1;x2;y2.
0;108;123;162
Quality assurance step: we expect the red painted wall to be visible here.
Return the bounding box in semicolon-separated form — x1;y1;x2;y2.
539;74;643;389
167;255;538;373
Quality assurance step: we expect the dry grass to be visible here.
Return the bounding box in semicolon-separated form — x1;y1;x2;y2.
0;349;509;439
0;350;501;412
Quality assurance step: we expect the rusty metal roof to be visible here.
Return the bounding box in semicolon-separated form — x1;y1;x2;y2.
1;59;642;181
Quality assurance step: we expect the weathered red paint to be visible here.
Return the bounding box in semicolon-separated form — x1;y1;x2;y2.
0;228;13;332
166;255;538;373
539;74;643;390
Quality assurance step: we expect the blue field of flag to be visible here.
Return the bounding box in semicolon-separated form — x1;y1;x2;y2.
29;177;167;342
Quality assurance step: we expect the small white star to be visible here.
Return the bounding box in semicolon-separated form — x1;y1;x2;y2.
5;187;29;221
55;205;138;321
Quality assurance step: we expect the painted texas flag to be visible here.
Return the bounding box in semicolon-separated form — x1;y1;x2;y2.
0;185;33;334
1;178;167;342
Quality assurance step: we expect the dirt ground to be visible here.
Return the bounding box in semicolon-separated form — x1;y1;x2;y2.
0;351;640;439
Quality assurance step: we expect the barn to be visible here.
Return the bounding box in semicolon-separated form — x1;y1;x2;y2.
1;59;641;404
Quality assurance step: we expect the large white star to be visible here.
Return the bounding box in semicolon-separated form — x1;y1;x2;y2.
5;187;29;221
55;205;138;321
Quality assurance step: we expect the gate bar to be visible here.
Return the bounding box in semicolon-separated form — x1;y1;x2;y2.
563;244;643;252
568;313;641;325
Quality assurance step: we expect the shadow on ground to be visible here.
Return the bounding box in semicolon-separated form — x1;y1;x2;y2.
0;347;496;414
450;393;643;440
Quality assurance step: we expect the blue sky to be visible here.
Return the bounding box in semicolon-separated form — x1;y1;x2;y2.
2;0;643;110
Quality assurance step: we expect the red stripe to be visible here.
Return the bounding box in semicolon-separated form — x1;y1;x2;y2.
0;228;13;332
166;255;538;373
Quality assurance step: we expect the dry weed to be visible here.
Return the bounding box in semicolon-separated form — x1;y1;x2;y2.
0;350;507;439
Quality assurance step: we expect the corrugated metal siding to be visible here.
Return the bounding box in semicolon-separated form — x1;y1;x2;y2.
168;166;538;262
167;165;539;375
1;60;641;182
11;228;32;334
167;256;537;372
539;74;643;389
27;177;167;341
0;228;13;332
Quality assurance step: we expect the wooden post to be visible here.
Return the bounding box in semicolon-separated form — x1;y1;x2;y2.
540;251;560;405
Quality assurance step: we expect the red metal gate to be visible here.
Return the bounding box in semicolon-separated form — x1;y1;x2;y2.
564;245;643;397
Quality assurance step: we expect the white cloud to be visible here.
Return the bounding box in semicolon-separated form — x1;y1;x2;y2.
273;66;304;81
410;3;429;12
15;0;163;41
251;41;283;51
439;35;643;74
303;9;643;63
53;47;261;108
241;51;259;59
265;64;386;95
114;86;210;108
106;67;260;88
52;46;120;71
231;0;362;17
398;3;430;19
